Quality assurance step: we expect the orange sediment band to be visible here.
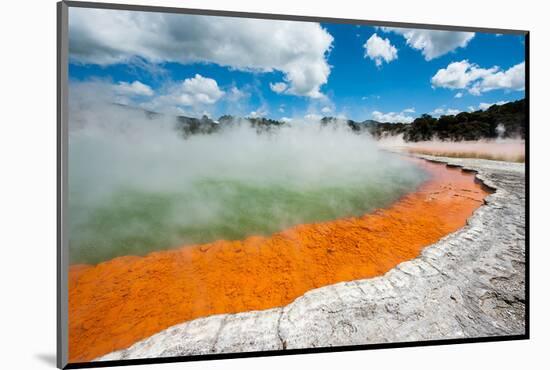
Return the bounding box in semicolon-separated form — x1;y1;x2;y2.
68;159;489;362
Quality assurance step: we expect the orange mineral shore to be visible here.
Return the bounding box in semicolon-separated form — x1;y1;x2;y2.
68;159;490;362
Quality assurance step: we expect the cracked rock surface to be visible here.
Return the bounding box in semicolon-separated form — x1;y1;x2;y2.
96;156;526;361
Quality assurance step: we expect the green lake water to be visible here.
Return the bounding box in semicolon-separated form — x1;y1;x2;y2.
68;123;428;265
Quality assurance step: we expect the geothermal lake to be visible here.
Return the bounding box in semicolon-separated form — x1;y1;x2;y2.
68;142;488;362
67;109;493;362
68;115;428;265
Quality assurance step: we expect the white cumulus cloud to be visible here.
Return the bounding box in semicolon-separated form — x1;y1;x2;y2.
249;106;269;118
138;74;224;115
471;62;525;95
431;60;524;95
363;33;398;66
372;110;414;123
270;82;288;94
382;28;475;60
478;101;509;111
177;74;224;106
431;107;460;117
431;60;497;89
114;80;154;96
69;8;333;99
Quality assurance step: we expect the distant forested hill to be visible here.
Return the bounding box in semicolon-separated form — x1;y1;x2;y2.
368;99;526;142
173;114;287;136
119;99;525;142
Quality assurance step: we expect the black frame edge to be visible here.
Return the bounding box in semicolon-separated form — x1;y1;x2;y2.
524;31;530;340
63;335;529;369
62;0;528;35
57;1;69;369
56;2;61;368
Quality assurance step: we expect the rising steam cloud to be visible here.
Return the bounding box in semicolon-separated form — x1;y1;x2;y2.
68;84;428;264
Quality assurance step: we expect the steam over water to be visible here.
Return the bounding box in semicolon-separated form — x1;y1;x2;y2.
68;104;428;265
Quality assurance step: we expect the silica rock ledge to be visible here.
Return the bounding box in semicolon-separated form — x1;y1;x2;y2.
97;155;526;361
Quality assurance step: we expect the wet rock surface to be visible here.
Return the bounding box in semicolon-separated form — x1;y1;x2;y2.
97;156;525;361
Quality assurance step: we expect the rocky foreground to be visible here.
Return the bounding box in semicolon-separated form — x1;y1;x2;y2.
97;156;526;361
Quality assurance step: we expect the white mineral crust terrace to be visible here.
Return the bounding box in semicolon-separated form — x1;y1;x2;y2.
97;155;526;361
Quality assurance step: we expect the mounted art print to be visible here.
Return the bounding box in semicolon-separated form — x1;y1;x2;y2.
57;1;529;368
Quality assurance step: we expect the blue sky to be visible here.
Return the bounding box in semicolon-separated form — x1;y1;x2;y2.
68;8;525;123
